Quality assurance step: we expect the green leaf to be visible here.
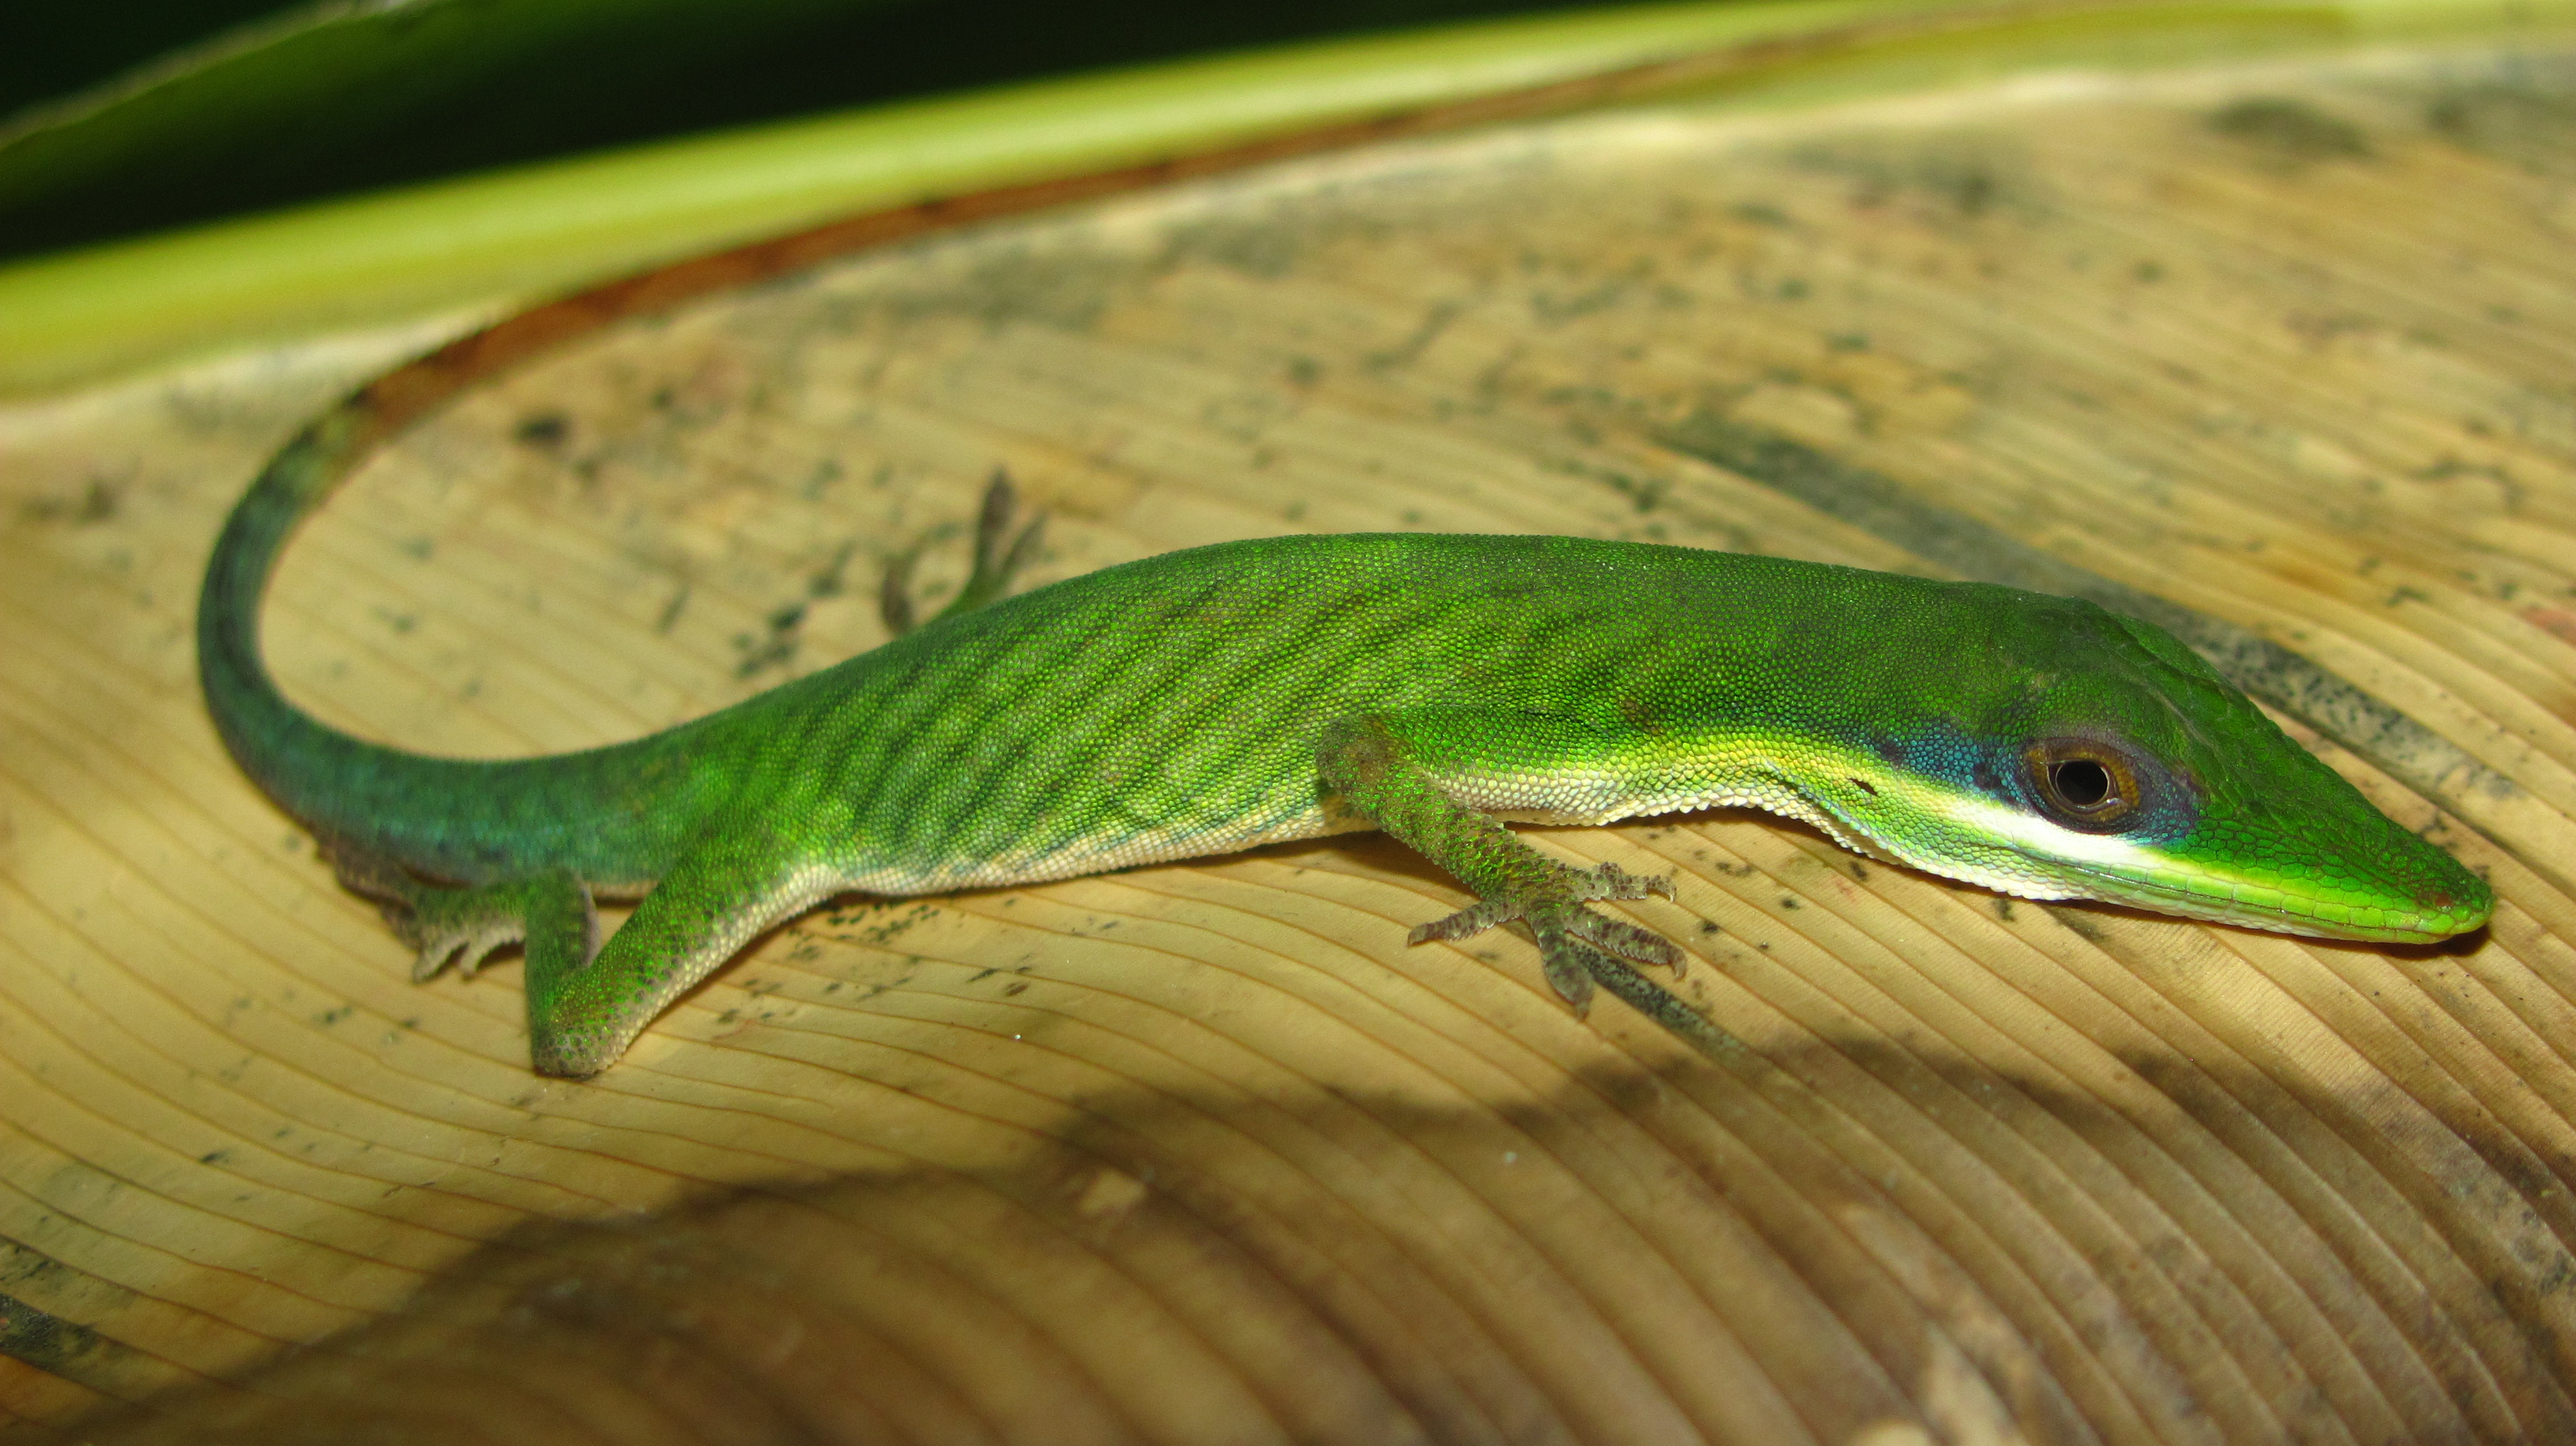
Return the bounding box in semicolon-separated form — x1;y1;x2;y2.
0;0;2561;395
0;0;922;257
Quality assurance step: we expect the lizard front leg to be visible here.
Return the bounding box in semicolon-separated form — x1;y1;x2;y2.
1316;714;1683;1015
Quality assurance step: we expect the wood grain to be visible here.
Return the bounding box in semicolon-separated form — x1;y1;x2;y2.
4;29;2575;1444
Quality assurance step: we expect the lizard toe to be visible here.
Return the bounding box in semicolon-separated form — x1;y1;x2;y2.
1570;860;1676;905
1409;897;1515;945
1532;922;1602;1017
1566;909;1685;974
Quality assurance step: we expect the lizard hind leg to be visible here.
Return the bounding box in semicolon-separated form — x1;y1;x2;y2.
325;843;597;983
404;873;597;986
324;825;828;1076
1316;715;1686;1017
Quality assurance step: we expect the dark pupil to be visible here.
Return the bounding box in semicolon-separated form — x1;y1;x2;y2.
2053;759;2113;809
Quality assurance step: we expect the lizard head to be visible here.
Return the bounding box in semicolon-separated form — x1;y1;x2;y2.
1797;594;2491;942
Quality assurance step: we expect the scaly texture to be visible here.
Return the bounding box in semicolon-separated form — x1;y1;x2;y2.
201;412;2492;1075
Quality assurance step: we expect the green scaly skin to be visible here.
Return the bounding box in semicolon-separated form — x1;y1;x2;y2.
202;402;2493;1076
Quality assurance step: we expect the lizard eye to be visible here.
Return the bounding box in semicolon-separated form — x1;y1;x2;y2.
2025;739;2142;832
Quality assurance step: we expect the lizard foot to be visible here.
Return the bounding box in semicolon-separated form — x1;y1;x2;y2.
322;841;595;984
1409;859;1683;1016
881;469;1046;635
393;890;527;983
394;873;597;984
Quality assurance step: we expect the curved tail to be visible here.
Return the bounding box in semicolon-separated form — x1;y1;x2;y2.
194;157;1140;888
196;384;715;890
197;397;410;841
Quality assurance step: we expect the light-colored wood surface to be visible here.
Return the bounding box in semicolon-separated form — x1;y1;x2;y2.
5;28;2576;1443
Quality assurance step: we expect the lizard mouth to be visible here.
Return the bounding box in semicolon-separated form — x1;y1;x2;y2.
1829;794;2469;942
2027;854;2467;943
1804;781;2483;943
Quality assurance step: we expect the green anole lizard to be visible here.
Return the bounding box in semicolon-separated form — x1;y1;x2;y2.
201;407;2491;1076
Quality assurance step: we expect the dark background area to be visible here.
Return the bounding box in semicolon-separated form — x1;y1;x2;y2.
1;0;1609;264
